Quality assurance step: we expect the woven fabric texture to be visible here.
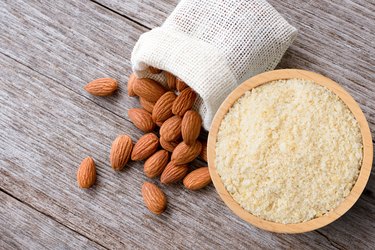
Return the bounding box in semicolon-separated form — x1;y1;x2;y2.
131;0;297;130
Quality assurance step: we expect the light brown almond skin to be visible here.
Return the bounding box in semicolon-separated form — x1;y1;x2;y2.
127;73;137;97
152;92;177;123
160;116;182;142
141;182;167;215
84;78;118;96
144;150;169;178
171;141;202;165
110;135;133;171
176;78;188;92
77;157;96;188
133;78;166;102
128;108;155;133
140;97;155;113
160;162;189;184
131;133;159;161
160;136;179;152
172;88;197;116
165;71;176;90
183;167;211;190
199;141;207;162
149;66;162;74
155;120;164;127
181;111;202;145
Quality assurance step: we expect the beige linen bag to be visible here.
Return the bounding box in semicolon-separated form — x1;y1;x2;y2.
131;0;297;130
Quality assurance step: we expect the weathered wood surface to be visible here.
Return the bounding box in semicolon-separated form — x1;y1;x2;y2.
0;0;374;249
0;191;105;250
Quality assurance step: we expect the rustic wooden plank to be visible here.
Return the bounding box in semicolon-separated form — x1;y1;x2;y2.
0;0;147;122
0;191;105;249
93;0;375;141
0;0;374;248
0;43;360;250
94;0;375;33
92;0;175;28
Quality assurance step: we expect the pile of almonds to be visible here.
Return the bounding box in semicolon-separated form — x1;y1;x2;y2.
77;68;210;215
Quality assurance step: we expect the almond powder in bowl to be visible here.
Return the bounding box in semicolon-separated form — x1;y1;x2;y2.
215;78;363;224
208;70;373;233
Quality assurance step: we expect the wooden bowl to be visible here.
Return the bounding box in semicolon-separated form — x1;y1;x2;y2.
207;69;373;233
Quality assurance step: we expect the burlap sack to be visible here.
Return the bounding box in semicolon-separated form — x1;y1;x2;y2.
131;0;297;130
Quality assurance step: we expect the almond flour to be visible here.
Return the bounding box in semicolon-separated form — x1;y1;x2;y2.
215;79;363;224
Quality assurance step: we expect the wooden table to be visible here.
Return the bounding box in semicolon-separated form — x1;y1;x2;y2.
1;0;374;249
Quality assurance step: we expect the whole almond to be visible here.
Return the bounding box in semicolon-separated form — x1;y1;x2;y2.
144;150;169;178
127;73;137;97
176;78;188;92
152;92;177;123
77;157;96;188
110;135;133;171
181;111;202;145
131;133;159;161
140;97;155;113
149;66;162;74
160;116;182;142
141;182;167;215
160;136;179;152
172;88;197;116
133;78;166;102
199;141;207;162
183;167;211;190
165;72;176;90
128;108;155;132
84;78;118;96
160;162;189;184
171;141;202;165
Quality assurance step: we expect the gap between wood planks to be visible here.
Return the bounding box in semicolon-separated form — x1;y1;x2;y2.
0;188;109;250
90;0;150;30
0;51;129;128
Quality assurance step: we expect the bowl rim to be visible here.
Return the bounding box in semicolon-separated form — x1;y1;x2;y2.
207;69;373;233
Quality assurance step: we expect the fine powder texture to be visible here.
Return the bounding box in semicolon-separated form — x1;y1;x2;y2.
215;79;363;224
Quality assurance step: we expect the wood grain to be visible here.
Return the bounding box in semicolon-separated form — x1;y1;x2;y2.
208;69;373;233
93;0;175;28
0;0;374;248
0;191;104;249
0;0;147;121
